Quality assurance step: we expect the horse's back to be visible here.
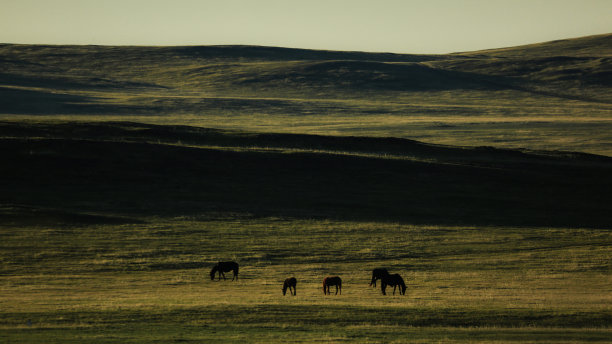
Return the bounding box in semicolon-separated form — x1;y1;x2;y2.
373;268;389;276
217;261;239;270
324;276;341;285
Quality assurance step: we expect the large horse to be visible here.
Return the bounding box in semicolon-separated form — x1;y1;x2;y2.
323;276;342;295
282;277;297;296
369;268;389;287
381;273;406;295
210;261;239;281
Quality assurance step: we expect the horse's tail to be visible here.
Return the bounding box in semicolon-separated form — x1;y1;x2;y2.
322;278;327;294
234;263;239;280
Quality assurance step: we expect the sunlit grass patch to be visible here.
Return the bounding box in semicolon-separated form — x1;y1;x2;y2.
1;216;611;341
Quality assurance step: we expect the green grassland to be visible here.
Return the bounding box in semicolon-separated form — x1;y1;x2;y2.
1;35;612;342
1;217;611;343
1;33;611;155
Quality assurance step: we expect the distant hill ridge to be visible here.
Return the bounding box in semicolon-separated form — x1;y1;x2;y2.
0;43;443;63
1;33;611;155
2;34;610;94
456;33;612;57
2;33;610;60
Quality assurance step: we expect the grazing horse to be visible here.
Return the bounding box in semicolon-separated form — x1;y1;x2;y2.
323;276;342;295
210;261;239;281
369;268;389;287
381;273;406;295
282;277;297;296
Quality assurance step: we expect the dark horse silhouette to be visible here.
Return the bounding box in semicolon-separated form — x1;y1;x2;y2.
369;268;389;287
381;273;406;295
210;261;239;281
282;277;297;296
323;276;342;295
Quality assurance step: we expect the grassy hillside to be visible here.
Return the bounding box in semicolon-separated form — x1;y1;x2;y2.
456;33;612;57
1;121;610;228
1;34;611;155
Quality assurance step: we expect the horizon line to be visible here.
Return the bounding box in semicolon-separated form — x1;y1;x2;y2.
2;32;610;56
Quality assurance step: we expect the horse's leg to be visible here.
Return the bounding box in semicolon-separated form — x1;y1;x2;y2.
220;271;226;280
393;285;397;295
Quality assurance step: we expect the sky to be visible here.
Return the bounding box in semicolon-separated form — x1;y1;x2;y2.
1;0;611;54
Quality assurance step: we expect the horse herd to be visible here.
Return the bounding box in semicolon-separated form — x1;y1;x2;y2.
210;262;407;296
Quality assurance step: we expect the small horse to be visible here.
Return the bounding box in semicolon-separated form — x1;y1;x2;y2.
369;268;389;287
381;273;406;295
323;276;342;295
210;261;239;281
282;277;297;296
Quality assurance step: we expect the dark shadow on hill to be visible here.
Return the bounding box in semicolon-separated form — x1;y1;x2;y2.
0;87;160;115
1;121;610;228
0;204;143;226
232;60;512;91
0;72;167;91
168;45;447;63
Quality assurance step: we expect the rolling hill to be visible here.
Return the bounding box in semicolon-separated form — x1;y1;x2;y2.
1;34;611;156
1;34;611;227
1;121;610;228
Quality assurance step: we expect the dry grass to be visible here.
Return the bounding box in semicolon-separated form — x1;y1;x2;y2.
1;217;611;342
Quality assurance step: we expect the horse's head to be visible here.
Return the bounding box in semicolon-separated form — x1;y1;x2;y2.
210;265;218;280
282;284;287;295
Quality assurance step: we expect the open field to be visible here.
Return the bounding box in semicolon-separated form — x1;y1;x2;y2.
2;217;612;343
1;35;612;342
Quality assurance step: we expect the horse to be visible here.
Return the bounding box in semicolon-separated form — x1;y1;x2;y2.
369;268;389;287
210;261;239;281
381;273;406;295
323;276;342;295
282;277;297;296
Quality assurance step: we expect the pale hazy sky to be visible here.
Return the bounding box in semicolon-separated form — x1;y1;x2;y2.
1;0;611;54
